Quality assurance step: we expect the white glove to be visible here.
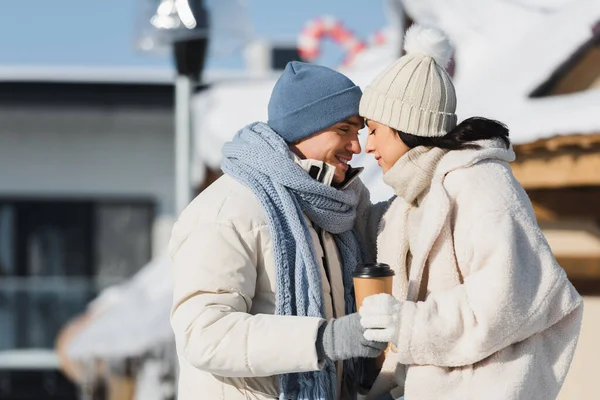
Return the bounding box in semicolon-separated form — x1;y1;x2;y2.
359;293;402;344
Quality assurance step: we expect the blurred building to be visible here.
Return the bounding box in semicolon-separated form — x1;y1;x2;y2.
507;26;600;398
0;40;300;400
192;2;600;398
0;67;175;399
2;0;596;398
511;25;600;294
398;1;600;398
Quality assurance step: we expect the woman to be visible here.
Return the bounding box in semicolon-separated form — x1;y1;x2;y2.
356;25;583;400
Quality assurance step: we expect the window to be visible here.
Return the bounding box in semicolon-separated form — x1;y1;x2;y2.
0;199;153;350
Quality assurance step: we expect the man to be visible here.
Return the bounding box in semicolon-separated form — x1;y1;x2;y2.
169;61;385;400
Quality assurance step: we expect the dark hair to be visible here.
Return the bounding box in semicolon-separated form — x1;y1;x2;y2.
397;117;510;150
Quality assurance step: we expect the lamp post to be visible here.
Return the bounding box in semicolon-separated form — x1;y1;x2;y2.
137;0;209;214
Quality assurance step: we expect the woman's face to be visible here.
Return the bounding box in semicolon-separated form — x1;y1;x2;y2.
365;119;411;173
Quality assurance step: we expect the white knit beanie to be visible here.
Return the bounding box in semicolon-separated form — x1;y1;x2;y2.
359;25;457;137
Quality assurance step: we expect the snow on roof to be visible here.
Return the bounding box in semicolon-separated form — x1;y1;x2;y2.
0;65;175;84
0;349;59;370
194;78;273;169
67;254;174;360
0;65;269;85
401;0;600;143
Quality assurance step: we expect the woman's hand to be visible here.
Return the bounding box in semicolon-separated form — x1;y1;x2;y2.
359;293;402;345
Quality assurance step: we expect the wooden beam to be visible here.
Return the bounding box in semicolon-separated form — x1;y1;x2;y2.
558;257;600;280
511;150;600;189
531;201;558;221
556;257;600;295
527;187;600;218
567;279;600;296
549;45;600;96
514;133;600;155
557;256;600;295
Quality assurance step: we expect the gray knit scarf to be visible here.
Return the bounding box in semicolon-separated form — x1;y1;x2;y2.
382;146;447;300
222;122;364;400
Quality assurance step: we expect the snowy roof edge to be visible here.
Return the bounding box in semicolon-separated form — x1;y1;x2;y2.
0;65;267;85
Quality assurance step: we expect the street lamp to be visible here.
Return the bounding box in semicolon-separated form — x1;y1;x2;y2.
137;0;209;214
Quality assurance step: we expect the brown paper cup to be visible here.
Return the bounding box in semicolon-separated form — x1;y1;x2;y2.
353;276;394;310
353;263;395;373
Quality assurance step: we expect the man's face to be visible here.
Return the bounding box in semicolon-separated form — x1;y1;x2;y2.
290;115;364;184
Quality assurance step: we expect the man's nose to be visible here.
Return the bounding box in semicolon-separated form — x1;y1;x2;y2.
348;135;361;154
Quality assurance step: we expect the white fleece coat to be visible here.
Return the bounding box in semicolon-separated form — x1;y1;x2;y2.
367;141;583;400
169;161;348;400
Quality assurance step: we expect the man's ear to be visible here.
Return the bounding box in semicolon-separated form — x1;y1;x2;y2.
289;143;306;160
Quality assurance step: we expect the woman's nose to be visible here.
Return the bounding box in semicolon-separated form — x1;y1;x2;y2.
365;134;375;153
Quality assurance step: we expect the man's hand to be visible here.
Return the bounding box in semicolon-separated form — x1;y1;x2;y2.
316;313;387;361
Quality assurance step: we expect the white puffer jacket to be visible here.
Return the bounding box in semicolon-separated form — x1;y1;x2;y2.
367;142;583;400
169;162;349;400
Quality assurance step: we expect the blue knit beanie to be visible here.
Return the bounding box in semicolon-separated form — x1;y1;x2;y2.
267;61;362;143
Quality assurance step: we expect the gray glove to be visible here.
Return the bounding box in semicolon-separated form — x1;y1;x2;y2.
316;313;387;361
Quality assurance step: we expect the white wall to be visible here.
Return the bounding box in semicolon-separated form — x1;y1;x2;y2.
0;107;176;252
0;108;174;211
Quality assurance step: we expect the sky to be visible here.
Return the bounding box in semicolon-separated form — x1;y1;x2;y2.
0;0;387;71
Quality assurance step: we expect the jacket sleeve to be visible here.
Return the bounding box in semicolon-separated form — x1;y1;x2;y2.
395;208;582;367
170;221;324;377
